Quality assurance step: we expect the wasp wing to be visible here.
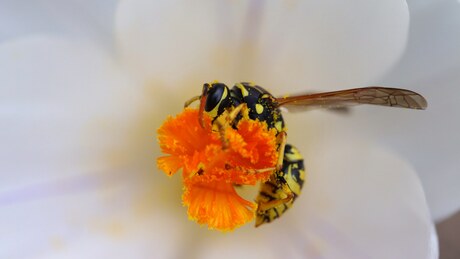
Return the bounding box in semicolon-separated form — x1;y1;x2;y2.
275;87;427;112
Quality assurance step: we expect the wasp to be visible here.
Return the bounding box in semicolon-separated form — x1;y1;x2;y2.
184;82;427;227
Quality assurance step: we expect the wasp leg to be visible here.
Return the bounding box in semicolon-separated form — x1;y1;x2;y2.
213;103;248;149
215;121;229;149
244;167;276;174
257;181;294;213
275;131;287;171
226;102;248;122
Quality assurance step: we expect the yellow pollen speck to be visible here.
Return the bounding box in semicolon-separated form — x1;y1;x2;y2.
255;104;264;114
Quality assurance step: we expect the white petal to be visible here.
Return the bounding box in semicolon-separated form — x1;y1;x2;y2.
195;226;281;259
115;0;408;92
0;37;182;257
1;174;184;258
0;0;116;46
193;116;435;258
0;36;142;187
386;0;460;86
294;134;435;258
252;0;409;92
361;0;460;221
354;81;460;222
115;0;246;86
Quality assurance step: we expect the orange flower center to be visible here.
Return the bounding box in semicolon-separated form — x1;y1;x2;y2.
157;108;278;231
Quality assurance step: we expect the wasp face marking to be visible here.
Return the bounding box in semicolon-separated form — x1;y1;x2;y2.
197;82;234;126
204;83;227;113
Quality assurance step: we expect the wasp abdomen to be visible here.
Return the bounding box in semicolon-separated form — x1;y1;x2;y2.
255;144;306;227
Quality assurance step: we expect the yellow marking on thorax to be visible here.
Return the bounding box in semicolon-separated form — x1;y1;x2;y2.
236;83;249;97
255;104;264;114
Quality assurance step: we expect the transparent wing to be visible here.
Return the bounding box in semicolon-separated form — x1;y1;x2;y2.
275;87;427;112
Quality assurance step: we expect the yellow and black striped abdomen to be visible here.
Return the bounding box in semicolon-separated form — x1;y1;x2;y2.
255;144;306;227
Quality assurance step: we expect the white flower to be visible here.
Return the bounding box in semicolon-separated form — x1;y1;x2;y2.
0;0;443;258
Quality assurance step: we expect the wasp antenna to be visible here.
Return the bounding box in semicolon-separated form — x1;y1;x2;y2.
184;95;201;108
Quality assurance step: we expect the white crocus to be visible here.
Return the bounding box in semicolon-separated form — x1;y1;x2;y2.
0;1;439;258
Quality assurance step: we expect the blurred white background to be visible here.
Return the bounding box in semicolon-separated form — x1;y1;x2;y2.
0;0;458;258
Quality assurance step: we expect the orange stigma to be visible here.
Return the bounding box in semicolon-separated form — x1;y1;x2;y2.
157;108;278;231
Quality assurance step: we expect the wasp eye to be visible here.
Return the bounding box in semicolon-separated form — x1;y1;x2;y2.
205;83;227;112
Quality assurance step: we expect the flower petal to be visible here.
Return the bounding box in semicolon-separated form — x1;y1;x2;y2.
0;37;183;257
244;0;410;91
354;0;460;221
0;36;141;188
298;137;435;258
355;82;460;222
195;133;436;259
115;0;245;85
0;0;116;45
0;174;184;259
115;0;409;92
